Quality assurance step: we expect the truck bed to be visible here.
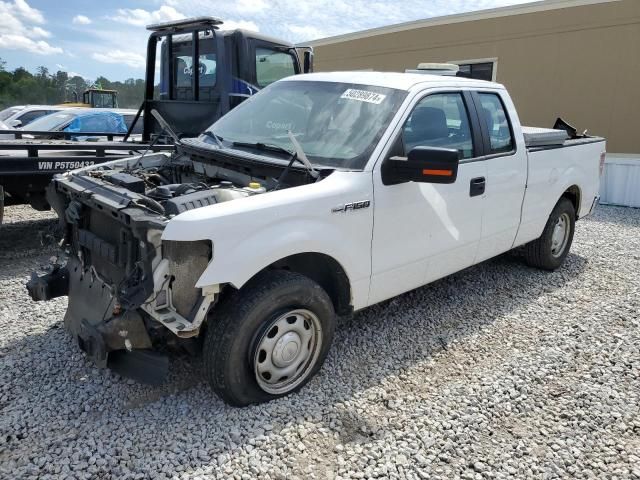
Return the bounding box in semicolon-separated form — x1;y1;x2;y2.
526;135;605;152
522;126;568;147
514;136;605;249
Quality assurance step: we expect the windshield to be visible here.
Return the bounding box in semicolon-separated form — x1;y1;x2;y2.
200;80;407;169
90;92;117;108
25;111;77;131
0;106;23;121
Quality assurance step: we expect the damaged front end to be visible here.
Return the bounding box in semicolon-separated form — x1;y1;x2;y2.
26;151;265;383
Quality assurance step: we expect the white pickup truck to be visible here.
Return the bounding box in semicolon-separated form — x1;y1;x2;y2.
28;72;605;406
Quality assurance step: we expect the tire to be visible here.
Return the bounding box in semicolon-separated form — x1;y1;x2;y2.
203;270;336;406
523;197;576;271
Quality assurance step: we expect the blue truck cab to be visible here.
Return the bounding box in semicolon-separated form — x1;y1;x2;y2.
146;17;313;141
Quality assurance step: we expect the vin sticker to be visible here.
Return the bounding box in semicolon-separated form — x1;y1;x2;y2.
340;89;386;104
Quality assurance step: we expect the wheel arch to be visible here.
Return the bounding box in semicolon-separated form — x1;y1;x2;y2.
241;252;353;316
561;184;581;218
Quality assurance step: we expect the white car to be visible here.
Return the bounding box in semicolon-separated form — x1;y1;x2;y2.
0;119;13;140
3;105;68;128
0;105;25;122
29;72;605;405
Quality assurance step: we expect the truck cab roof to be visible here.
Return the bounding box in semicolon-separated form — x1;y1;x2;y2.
282;71;503;91
219;28;295;47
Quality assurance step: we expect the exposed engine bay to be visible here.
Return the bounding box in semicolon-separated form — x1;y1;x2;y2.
27;147;325;383
85;152;275;217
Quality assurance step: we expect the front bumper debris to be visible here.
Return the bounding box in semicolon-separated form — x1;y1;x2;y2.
62;257;154;364
26;265;69;301
27;256;168;383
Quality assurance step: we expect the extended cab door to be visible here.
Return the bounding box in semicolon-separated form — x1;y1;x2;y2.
369;90;487;306
470;90;527;262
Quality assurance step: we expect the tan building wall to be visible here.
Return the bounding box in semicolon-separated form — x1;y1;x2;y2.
311;0;640;154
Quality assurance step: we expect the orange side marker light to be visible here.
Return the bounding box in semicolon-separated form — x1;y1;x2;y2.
422;169;453;176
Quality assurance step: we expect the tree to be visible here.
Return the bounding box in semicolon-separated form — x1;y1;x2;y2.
36;66;49;78
65;75;88;103
0;64;145;109
12;67;32;82
55;70;69;85
94;76;111;89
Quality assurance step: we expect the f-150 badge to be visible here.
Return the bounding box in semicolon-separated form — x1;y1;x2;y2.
331;200;371;213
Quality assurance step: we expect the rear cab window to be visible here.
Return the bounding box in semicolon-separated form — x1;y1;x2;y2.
170;35;217;100
477;92;515;154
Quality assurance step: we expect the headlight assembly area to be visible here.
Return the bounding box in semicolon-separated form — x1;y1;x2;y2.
1;204;638;479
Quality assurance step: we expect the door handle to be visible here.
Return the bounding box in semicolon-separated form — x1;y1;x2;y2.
470;177;486;197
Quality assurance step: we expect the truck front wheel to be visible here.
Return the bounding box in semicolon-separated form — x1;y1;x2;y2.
523;197;576;271
203;270;336;406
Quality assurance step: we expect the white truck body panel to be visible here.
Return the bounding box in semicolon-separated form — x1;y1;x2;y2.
466;87;528;264
368;84;486;305
163;171;375;310
514;140;604;248
158;73;603;312
369;159;486;305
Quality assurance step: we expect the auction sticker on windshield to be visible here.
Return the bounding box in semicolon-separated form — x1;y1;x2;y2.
341;89;386;104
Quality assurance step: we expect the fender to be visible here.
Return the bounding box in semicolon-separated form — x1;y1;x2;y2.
514;141;599;247
161;170;375;310
553;165;584;212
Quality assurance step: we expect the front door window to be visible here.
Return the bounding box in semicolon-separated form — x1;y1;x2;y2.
402;92;475;159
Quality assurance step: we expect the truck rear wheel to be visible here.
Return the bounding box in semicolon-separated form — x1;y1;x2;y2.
203;270;336;406
523;197;576;271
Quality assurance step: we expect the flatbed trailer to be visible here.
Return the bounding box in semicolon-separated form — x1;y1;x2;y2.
0;129;134;142
0;133;174;223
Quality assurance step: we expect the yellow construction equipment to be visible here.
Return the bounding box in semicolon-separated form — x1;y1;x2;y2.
59;88;118;108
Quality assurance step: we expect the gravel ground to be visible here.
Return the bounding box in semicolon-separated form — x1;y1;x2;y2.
0;204;639;480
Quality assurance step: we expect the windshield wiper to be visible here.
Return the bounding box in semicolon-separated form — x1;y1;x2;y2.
128;109;179;171
226;139;320;180
201;130;225;148
231;140;294;156
287;131;320;179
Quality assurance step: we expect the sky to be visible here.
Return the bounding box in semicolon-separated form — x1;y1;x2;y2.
0;0;534;81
